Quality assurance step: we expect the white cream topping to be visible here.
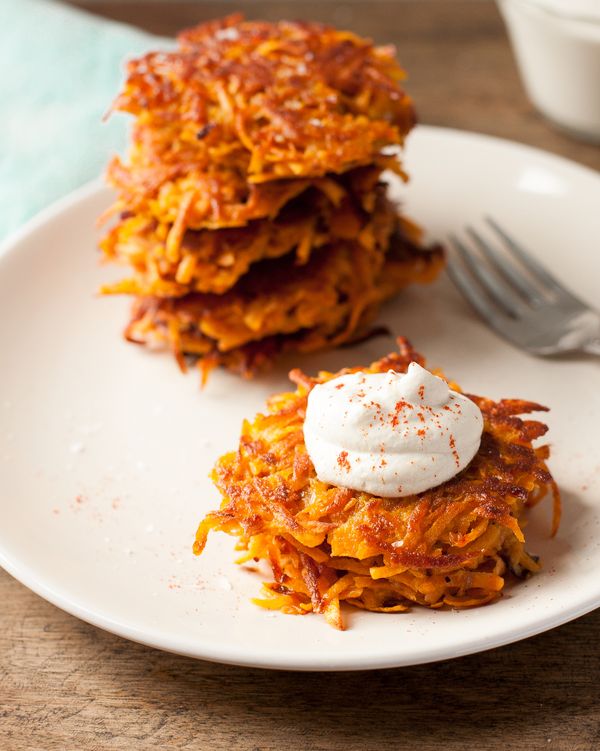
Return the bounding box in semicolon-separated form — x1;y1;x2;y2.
303;363;484;498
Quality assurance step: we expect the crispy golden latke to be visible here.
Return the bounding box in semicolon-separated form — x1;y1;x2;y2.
124;234;444;377
194;339;561;629
103;15;414;229
105;135;404;232
100;170;397;297
110;15;414;186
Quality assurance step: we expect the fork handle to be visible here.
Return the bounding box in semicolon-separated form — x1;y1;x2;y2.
583;338;600;356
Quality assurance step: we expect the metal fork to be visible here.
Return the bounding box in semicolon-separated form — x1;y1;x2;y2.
446;217;600;356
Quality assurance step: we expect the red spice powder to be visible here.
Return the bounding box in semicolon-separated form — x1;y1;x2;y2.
337;450;351;472
391;399;413;427
449;434;460;467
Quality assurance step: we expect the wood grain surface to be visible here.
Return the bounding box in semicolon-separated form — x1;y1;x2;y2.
2;2;599;749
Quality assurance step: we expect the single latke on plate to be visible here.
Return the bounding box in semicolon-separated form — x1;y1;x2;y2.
194;339;561;629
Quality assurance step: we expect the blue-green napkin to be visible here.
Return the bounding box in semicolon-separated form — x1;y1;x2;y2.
0;0;168;241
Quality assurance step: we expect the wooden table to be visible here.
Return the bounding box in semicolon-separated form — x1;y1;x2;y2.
2;2;599;749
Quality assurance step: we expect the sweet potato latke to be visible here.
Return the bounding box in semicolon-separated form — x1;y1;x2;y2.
100;15;443;376
109;16;414;186
101;171;397;297
125;229;443;377
194;339;561;629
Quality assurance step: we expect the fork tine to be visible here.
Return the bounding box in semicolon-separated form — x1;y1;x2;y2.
485;217;571;298
449;235;524;319
446;254;505;325
466;226;545;307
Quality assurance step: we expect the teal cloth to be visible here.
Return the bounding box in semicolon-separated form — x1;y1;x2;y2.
0;0;168;241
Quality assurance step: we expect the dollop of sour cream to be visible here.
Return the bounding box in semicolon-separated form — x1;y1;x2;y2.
303;363;484;497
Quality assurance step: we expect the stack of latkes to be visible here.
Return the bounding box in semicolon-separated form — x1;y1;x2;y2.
100;15;444;377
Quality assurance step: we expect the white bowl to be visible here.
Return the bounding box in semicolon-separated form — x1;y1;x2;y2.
498;0;600;142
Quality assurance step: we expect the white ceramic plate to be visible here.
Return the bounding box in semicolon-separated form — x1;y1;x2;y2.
1;126;599;671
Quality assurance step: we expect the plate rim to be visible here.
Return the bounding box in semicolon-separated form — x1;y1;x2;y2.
1;124;599;671
2;546;600;671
